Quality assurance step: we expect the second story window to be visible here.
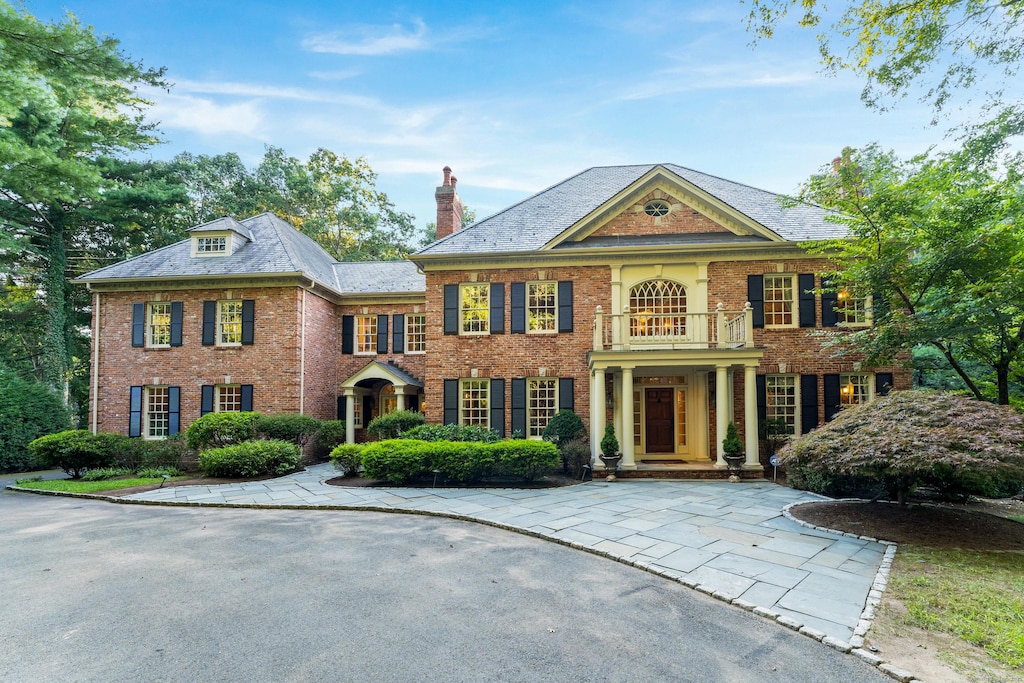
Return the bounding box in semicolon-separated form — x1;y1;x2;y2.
219;301;243;345
460;284;489;334
763;275;795;327
406;314;426;353
837;291;870;326
356;315;377;354
148;302;172;347
527;282;557;333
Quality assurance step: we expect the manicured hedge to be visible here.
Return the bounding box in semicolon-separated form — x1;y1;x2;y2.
328;443;364;476
255;414;321;446
402;423;501;443
365;410;426;439
27;430;127;478
359;439;560;484
185;412;259;450
198;439;301;477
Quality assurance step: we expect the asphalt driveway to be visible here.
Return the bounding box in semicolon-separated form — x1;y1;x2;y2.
1;486;890;683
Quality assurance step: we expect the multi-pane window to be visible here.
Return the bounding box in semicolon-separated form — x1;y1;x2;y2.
527;282;557;333
765;375;798;435
355;315;377;354
146;386;170;439
352;399;363;428
840;373;872;406
460;379;489;426
406;314;426;353
629;279;687;337
148;302;172;347
527;378;557;438
196;236;227;253
217;385;242;412
460;284;489;334
218;301;243;345
837;291;870;326
763;275;795;327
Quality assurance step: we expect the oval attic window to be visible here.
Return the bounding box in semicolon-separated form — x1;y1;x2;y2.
644;200;670;217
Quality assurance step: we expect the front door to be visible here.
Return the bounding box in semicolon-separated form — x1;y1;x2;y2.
645;388;675;453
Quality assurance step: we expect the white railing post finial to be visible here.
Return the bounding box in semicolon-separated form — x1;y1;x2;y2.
594;305;604;350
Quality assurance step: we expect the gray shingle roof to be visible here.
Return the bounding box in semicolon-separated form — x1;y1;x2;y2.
334;261;424;294
415;164;844;257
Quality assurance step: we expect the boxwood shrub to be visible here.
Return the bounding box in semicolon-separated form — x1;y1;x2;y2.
402;423;501;443
255;414;322;446
491;440;560;481
365;410;426;440
328;443;365;476
360;439;432;484
185;411;259;450
27;430;128;478
359;438;560;484
198;439;301;477
314;420;347;459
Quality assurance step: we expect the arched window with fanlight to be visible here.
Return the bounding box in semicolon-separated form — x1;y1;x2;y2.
629;279;687;339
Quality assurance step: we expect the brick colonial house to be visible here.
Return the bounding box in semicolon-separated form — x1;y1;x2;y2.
77;164;907;475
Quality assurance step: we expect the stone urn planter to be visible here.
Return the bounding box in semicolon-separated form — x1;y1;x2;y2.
599;424;621;482
598;453;622;481
722;422;745;483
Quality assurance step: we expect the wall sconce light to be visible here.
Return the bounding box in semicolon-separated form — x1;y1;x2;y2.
606;392;615;409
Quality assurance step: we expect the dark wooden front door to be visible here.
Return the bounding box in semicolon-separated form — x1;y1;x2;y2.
645;388;674;453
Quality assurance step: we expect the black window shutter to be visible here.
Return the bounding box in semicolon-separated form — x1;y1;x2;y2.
756;375;767;427
129;386;143;437
341;315;354;354
337;395;347;421
558;377;574;412
747;275;764;328
201;385;214;416
170;302;183;346
202;301;217;346
800;375;819;434
168;387;180;435
392;314;405;353
490;283;504;334
872;291;888;321
875;373;894;396
131;303;145;347
510;283;526;334
821;276;839;327
443;379;458;425
241;300;255;345
823;374;841;421
490;378;505;437
376;314;388;354
443;285;458;335
240;385;253;412
363;396;373;425
557;281;573;333
798;274;816;327
511;378;526;437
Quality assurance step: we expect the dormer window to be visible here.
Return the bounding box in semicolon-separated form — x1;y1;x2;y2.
197;236;227;254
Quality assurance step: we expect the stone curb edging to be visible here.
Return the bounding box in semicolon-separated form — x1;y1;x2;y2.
7;483;921;681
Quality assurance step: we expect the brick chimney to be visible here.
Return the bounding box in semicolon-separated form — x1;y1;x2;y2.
434;166;463;240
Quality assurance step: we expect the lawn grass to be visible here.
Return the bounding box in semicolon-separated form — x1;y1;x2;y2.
889;546;1024;669
14;477;185;493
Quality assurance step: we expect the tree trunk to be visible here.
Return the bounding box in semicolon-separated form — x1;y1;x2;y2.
996;364;1010;405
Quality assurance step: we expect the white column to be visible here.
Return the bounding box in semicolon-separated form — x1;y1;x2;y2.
396;390;406;412
744;365;759;467
620;367;635;469
592;368;606;464
345;389;356;444
715;365;728;467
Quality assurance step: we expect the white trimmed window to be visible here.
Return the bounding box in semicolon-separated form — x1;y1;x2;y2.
460;284;489;334
196;236;227;254
352;399;363;428
459;379;489;426
148;302;172;347
217;385;242;412
629;279;687;338
218;301;243;345
146;386;170;439
840;373;872;406
406;314;426;353
527;282;557;333
837;291;871;326
527;378;557;438
763;275;795;327
765;375;799;436
355;315;377;354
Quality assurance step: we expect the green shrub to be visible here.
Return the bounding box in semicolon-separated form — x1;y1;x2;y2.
255;414;322;446
403;423;501;443
27;430;127;478
0;368;72;473
198;439;301;478
185;411;259;450
365;410;426;440
314;420;347;459
120;434;195;471
559;437;592;479
428;441;494;483
328;443;365;476
136;466;183;478
360;439;431;484
81;466;133;481
924;463;1024;502
786;465;885;499
492;440;561;481
542;409;585;446
600;424;620;458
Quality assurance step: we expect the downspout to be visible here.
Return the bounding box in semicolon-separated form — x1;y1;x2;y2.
91;290;100;433
300;286;307;415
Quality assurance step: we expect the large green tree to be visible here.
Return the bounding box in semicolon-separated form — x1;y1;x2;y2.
800;142;1024;405
746;0;1024;122
0;3;170;404
169;147;418;261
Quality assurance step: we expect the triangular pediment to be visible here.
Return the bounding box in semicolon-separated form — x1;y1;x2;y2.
541;166;784;250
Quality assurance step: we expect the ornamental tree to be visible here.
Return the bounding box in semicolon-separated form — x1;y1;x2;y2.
779;390;1024;505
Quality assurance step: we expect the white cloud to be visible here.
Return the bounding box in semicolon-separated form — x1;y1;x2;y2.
151;93;264;137
308;69;362;81
303;18;430;56
170;79;384;110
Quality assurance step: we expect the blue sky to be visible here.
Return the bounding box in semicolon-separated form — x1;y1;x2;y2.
28;1;950;232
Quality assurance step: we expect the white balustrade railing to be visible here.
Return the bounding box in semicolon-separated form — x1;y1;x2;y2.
592;303;754;351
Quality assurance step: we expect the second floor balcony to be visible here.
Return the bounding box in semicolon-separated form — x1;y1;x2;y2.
592;303;754;352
